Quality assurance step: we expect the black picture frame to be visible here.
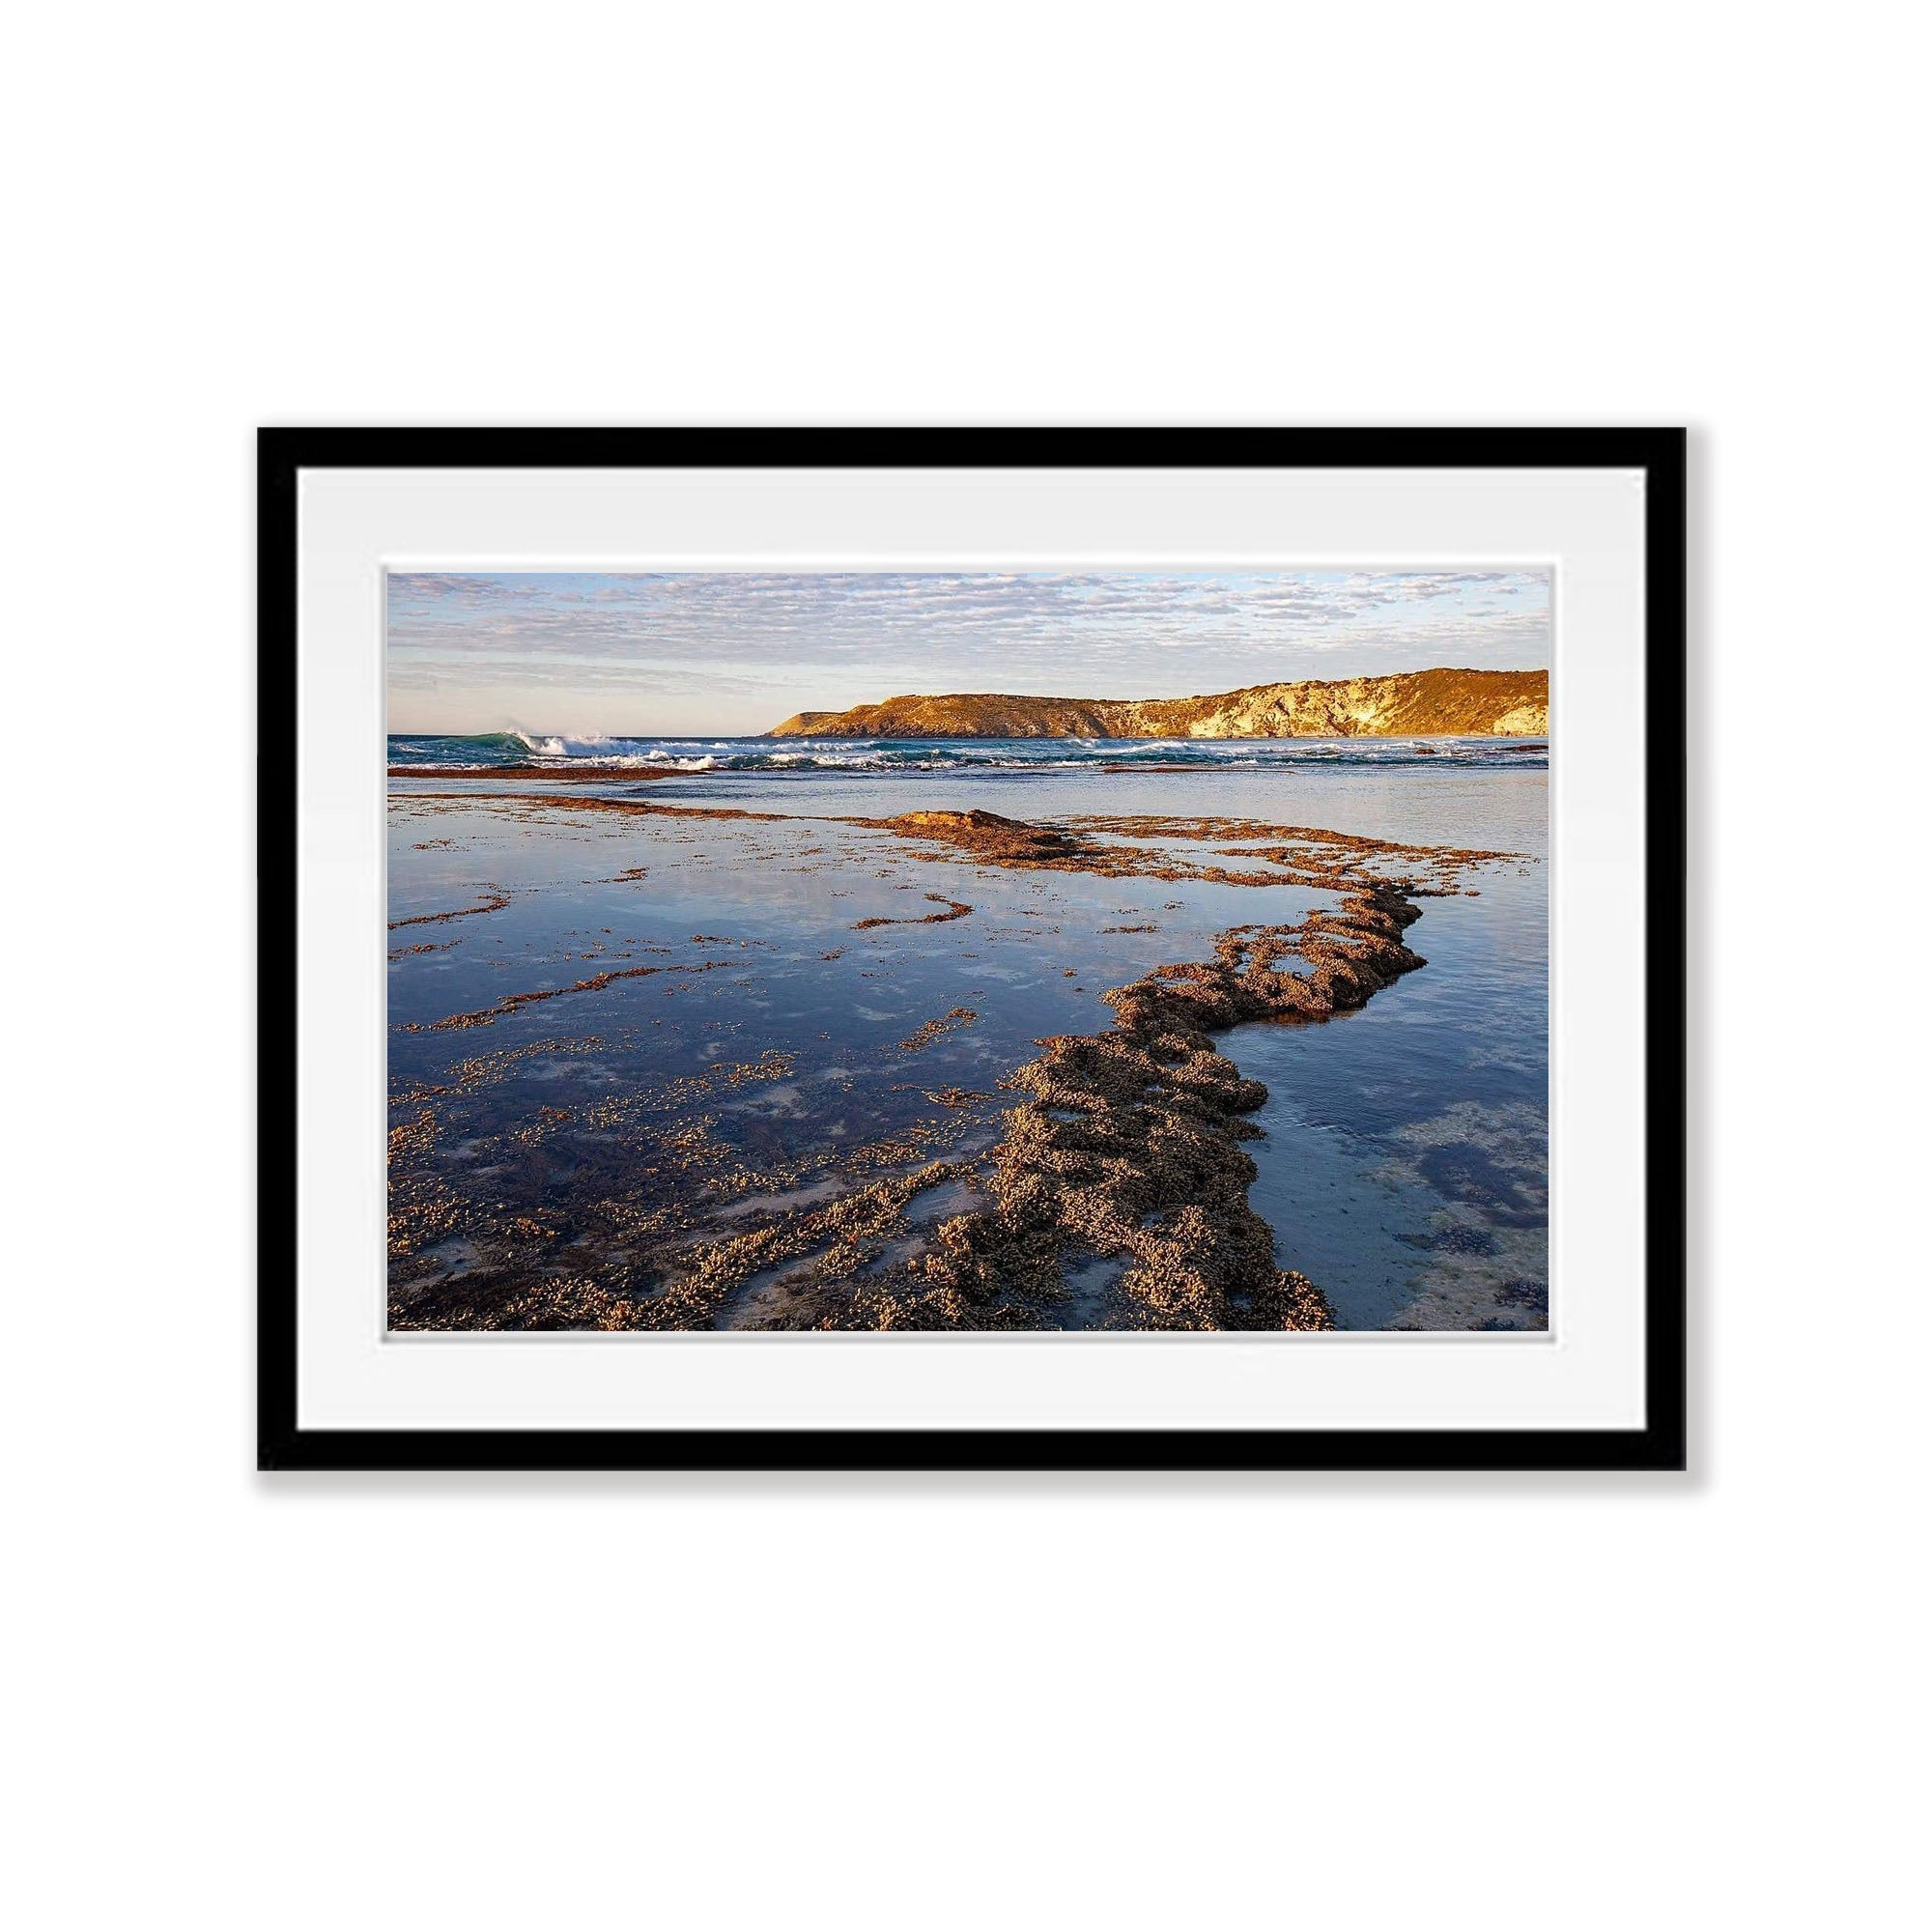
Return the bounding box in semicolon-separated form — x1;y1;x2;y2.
258;427;1686;1473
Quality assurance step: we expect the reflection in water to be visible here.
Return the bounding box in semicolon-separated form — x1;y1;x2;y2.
386;754;1546;1331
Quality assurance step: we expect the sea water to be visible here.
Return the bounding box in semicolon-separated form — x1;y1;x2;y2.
386;736;1547;1329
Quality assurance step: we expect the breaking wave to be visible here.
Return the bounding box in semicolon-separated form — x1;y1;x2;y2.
387;731;1548;774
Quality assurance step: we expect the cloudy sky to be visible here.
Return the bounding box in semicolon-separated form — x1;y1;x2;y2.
386;570;1550;736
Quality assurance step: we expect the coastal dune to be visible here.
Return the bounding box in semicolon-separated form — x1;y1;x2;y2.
771;667;1548;741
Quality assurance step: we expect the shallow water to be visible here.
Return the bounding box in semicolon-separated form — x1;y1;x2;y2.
1228;775;1548;1328
385;743;1546;1330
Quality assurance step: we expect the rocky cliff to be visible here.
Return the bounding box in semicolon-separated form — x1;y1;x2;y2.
770;667;1548;740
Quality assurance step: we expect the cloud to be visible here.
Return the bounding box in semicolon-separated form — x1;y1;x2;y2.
386;569;1550;732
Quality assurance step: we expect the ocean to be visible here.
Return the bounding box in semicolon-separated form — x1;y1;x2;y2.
385;735;1548;1332
389;729;1548;777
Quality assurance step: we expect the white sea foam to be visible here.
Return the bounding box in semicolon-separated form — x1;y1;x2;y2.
390;729;1547;775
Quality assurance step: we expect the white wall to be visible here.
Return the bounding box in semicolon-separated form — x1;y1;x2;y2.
6;6;1923;1927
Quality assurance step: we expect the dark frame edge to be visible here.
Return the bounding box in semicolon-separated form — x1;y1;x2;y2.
259;1426;1690;1474
256;427;1690;1475
1641;428;1690;1471
258;431;301;1473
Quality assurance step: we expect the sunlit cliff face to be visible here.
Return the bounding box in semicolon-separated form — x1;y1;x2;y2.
771;668;1549;741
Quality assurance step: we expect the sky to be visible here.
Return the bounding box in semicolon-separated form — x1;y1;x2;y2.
385;569;1550;736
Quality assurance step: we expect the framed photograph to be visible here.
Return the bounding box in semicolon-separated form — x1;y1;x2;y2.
259;428;1684;1471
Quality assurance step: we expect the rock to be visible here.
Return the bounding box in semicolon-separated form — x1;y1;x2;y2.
769;668;1548;740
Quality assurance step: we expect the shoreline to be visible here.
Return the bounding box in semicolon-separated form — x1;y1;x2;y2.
387;783;1521;1331
386;762;691;782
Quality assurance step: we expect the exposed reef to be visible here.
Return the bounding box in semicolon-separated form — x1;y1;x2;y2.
385;793;1525;1333
747;868;1436;1332
407;957;738;1034
852;893;974;930
387;886;511;931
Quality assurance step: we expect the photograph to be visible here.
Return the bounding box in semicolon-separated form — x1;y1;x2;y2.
385;567;1551;1335
18;5;1924;1921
